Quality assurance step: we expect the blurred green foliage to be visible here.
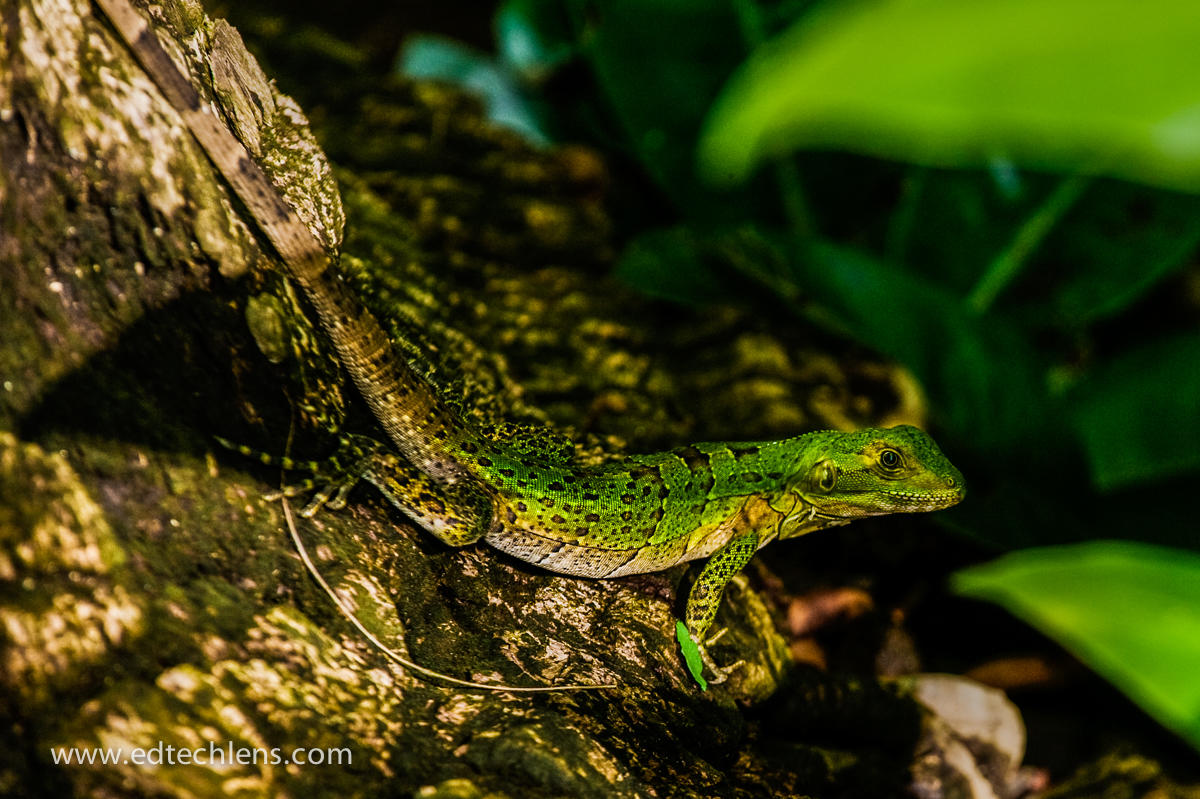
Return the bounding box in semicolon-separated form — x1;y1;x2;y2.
955;542;1200;751
402;0;1200;748
698;0;1200;193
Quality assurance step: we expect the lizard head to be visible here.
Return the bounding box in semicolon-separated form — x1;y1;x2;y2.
793;425;965;519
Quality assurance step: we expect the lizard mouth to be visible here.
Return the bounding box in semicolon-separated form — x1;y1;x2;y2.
884;488;964;509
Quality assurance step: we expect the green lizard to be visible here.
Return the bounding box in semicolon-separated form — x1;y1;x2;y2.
301;423;964;687
97;0;965;687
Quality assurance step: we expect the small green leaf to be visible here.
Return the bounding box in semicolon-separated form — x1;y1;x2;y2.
699;0;1200;193
954;542;1200;751
1036;192;1200;325
1071;333;1200;489
676;620;708;691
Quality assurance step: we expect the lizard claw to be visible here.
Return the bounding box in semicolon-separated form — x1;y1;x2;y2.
224;433;379;517
701;627;745;683
698;643;744;685
263;481;316;504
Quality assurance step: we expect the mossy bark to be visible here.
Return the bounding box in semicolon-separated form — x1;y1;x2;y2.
2;1;938;796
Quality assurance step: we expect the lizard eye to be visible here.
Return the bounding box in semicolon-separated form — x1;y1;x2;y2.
879;449;902;470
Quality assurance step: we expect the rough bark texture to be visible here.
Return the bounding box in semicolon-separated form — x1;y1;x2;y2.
1;1;980;797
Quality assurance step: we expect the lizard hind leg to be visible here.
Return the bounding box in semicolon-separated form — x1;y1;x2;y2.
221;432;491;546
357;445;492;548
250;432;493;547
216;434;362;516
223;433;385;517
294;433;394;515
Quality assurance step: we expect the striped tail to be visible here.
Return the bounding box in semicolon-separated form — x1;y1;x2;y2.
98;0;474;492
287;264;476;488
213;436;322;472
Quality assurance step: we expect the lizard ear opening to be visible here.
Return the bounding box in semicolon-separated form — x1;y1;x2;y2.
810;461;837;493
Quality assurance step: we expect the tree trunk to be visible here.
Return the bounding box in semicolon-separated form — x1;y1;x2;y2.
1;1;951;796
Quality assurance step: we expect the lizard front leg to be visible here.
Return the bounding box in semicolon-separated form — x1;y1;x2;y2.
681;530;759;685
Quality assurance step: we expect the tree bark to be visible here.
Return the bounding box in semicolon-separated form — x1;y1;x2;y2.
1;1;945;796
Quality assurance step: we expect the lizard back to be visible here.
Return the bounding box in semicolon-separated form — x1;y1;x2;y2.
467;437;827;578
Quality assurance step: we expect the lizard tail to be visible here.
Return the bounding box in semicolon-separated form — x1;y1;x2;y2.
213;436;321;472
287;265;476;487
95;0;473;488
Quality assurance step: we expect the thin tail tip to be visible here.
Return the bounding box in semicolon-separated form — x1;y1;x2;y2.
213;435;286;466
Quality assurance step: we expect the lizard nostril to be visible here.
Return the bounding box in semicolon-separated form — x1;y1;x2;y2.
945;476;957;488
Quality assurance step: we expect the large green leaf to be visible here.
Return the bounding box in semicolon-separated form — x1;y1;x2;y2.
954;542;1200;751
699;0;1200;193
